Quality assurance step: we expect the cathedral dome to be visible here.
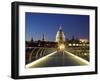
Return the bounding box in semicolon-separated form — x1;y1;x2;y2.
56;26;65;43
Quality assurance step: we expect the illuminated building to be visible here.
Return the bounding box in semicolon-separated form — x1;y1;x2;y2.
79;39;89;43
56;26;65;51
56;26;65;44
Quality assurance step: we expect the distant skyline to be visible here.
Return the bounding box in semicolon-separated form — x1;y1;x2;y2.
25;12;89;41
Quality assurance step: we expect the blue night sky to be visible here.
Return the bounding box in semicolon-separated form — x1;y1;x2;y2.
25;12;89;41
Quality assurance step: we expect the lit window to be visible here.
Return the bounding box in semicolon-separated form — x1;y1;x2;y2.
73;44;75;46
84;53;87;55
69;44;72;46
76;44;78;46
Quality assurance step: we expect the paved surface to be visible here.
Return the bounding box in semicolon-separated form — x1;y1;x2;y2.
26;51;89;68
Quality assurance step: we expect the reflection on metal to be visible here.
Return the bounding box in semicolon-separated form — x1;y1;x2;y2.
26;51;57;68
26;47;57;64
64;51;89;65
29;48;36;62
26;50;89;68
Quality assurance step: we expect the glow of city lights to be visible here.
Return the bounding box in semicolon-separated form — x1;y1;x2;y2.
73;43;75;46
76;44;79;46
59;44;65;50
69;44;72;46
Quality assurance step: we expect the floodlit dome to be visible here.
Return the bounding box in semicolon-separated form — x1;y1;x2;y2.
56;26;65;43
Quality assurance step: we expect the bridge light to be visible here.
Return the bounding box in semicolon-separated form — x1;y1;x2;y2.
84;53;87;56
76;44;79;46
69;44;72;46
73;43;75;46
59;44;65;51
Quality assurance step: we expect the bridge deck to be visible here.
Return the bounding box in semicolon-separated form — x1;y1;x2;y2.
26;51;89;68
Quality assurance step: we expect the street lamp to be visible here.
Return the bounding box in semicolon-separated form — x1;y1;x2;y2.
59;44;65;51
